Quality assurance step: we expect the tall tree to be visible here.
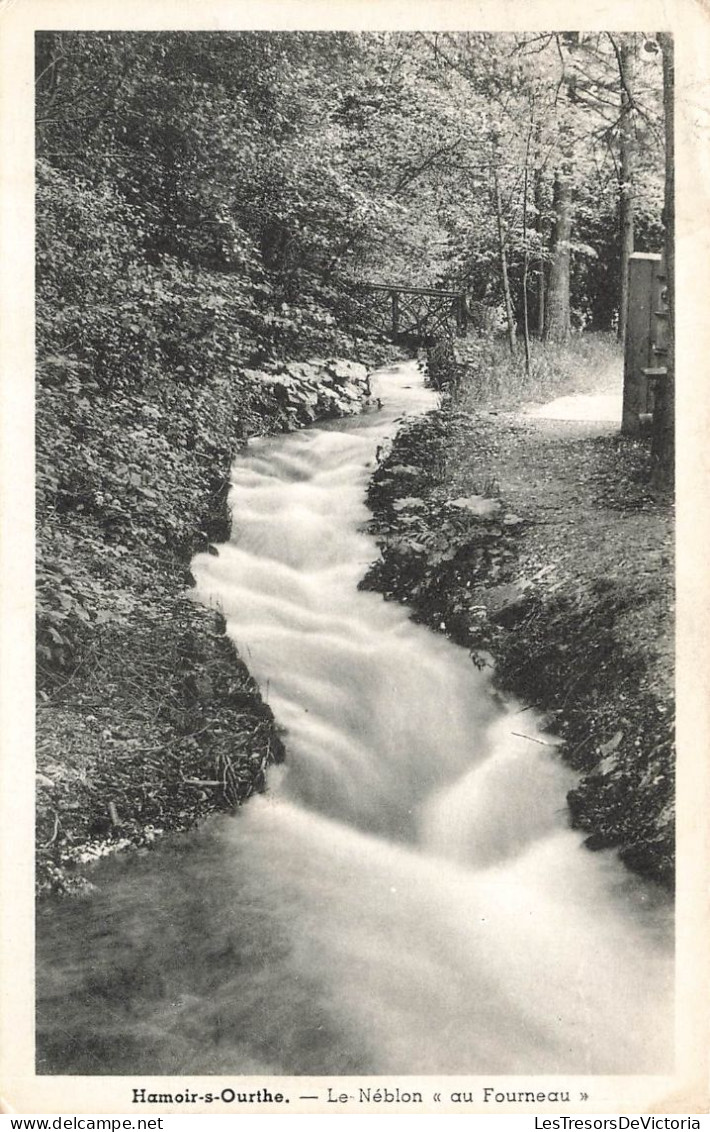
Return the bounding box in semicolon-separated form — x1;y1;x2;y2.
492;159;517;354
612;34;637;343
542;35;579;344
652;33;674;488
533;132;548;337
544;164;573;341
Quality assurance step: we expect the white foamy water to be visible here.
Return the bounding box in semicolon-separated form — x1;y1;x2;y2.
36;361;673;1077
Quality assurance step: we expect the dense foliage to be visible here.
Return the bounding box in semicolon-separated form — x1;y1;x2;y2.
36;32;670;886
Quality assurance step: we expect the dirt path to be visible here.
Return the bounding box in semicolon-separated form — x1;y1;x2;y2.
364;358;675;886
470;382;673;705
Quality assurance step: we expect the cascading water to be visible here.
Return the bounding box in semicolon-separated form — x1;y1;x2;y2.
36;360;673;1078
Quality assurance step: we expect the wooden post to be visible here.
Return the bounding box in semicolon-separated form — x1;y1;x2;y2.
456;293;468;336
649;257;669;455
391;290;400;339
650;260;668;371
622;253;661;435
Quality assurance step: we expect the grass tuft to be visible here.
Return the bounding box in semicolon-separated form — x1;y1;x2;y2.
451;330;622;408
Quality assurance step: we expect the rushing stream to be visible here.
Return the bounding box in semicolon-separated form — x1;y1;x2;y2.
37;360;673;1077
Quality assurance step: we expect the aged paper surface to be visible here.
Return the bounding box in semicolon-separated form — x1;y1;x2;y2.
1;0;709;1117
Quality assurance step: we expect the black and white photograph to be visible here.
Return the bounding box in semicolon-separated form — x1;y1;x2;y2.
1;0;709;1117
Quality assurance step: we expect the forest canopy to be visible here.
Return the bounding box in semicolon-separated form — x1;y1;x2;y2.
37;30;666;358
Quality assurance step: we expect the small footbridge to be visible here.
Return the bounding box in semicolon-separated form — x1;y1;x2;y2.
353;282;468;344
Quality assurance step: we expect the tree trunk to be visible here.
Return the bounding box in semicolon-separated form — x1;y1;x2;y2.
652;34;674;490
617;36;636;344
544;167;572;343
522;133;532;375
535;168;546;337
493;165;516;355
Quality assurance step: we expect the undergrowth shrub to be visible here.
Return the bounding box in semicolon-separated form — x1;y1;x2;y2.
454;330;622;407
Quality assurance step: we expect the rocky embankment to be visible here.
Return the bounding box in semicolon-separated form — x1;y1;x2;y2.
360;363;674;889
37;355;382;894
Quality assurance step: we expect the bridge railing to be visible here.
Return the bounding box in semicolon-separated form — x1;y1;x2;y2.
350;282;468;342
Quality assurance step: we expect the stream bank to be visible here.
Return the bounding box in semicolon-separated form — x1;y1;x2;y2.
361;351;674;888
37;358;674;1078
37;353;391;894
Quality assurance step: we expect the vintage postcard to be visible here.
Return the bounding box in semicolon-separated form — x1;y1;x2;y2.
1;0;708;1118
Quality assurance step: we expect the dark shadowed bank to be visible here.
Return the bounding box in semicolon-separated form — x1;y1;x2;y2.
36;353;394;894
361;337;674;889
